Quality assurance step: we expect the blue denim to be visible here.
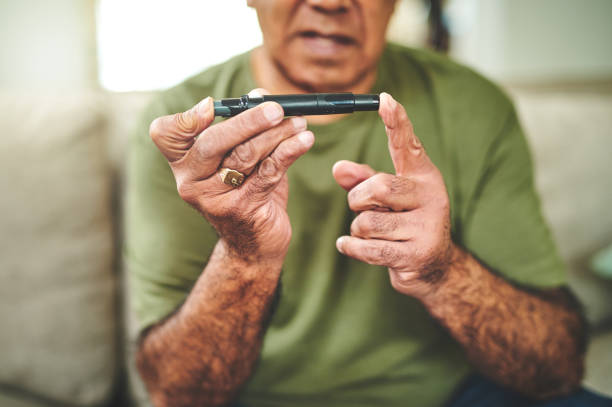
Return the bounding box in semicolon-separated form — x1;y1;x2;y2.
446;375;612;407
230;375;612;407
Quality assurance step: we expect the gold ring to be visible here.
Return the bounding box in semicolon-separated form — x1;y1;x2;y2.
218;168;245;188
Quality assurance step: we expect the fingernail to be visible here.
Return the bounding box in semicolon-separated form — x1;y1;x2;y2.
197;97;211;115
248;88;264;97
332;161;343;174
381;92;395;105
291;116;307;131
264;103;283;122
298;131;314;148
336;236;346;252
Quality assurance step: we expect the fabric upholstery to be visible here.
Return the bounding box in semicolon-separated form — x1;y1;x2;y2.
512;89;612;327
0;93;117;406
0;87;610;405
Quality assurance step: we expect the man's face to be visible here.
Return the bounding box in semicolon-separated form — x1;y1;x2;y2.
248;0;397;92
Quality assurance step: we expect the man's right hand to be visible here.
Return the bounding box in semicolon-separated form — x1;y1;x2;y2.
149;89;314;263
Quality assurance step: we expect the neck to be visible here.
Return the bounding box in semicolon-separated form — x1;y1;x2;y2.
250;46;378;125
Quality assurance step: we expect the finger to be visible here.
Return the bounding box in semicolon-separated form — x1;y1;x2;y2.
336;236;404;268
183;101;284;178
149;97;214;162
351;210;423;241
332;160;377;191
221;116;307;175
248;88;270;97
378;92;430;176
245;130;315;196
347;173;420;212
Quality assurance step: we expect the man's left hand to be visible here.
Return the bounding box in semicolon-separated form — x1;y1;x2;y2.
333;92;456;299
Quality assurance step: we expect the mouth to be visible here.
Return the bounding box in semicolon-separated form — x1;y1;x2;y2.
297;30;357;57
299;30;356;45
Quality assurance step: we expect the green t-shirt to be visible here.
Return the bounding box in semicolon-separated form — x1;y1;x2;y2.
125;44;566;407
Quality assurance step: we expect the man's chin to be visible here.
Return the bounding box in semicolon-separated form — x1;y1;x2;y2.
270;49;375;92
283;64;366;92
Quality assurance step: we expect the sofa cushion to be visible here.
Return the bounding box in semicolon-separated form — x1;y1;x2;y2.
0;93;117;406
510;88;612;326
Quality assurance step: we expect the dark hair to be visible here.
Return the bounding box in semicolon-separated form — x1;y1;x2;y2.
426;0;450;52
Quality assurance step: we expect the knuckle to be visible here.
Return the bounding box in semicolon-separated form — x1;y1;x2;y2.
371;172;388;184
364;244;395;264
372;211;399;233
390;275;403;291
363;245;381;263
348;185;374;209
193;137;212;160
347;187;359;207
246;166;278;196
278;139;302;163
369;174;390;200
381;244;402;265
176;179;196;204
390;176;416;194
352;210;400;237
232;142;257;165
258;156;278;178
390;272;411;291
350;215;367;237
359;212;376;235
389;273;404;290
414;146;425;158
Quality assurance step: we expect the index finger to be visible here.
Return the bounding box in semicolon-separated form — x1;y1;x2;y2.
378;92;430;177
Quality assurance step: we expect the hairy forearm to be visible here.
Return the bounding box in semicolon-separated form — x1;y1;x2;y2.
136;241;282;407
422;246;586;399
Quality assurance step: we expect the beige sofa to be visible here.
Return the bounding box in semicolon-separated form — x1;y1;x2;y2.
0;87;611;406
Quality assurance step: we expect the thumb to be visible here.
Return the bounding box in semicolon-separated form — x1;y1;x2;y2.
332;160;377;191
149;96;215;162
378;92;429;176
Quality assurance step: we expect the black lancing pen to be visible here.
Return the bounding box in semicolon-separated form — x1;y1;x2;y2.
213;93;379;117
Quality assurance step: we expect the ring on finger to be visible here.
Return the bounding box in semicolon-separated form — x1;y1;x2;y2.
218;168;246;188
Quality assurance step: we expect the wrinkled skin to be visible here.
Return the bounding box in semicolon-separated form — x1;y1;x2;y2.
136;1;586;406
249;0;397;93
149;89;313;262
333;92;454;299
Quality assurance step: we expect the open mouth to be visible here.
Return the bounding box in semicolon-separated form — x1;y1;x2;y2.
297;30;357;58
299;30;356;46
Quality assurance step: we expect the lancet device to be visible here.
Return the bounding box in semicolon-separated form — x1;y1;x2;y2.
213;93;380;117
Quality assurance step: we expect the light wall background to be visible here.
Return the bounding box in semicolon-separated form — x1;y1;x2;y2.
0;0;98;90
1;0;611;91
446;0;612;85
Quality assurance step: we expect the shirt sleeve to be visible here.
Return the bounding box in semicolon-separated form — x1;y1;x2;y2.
124;97;219;332
461;106;567;288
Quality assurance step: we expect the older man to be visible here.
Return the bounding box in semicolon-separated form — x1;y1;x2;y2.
126;1;603;406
